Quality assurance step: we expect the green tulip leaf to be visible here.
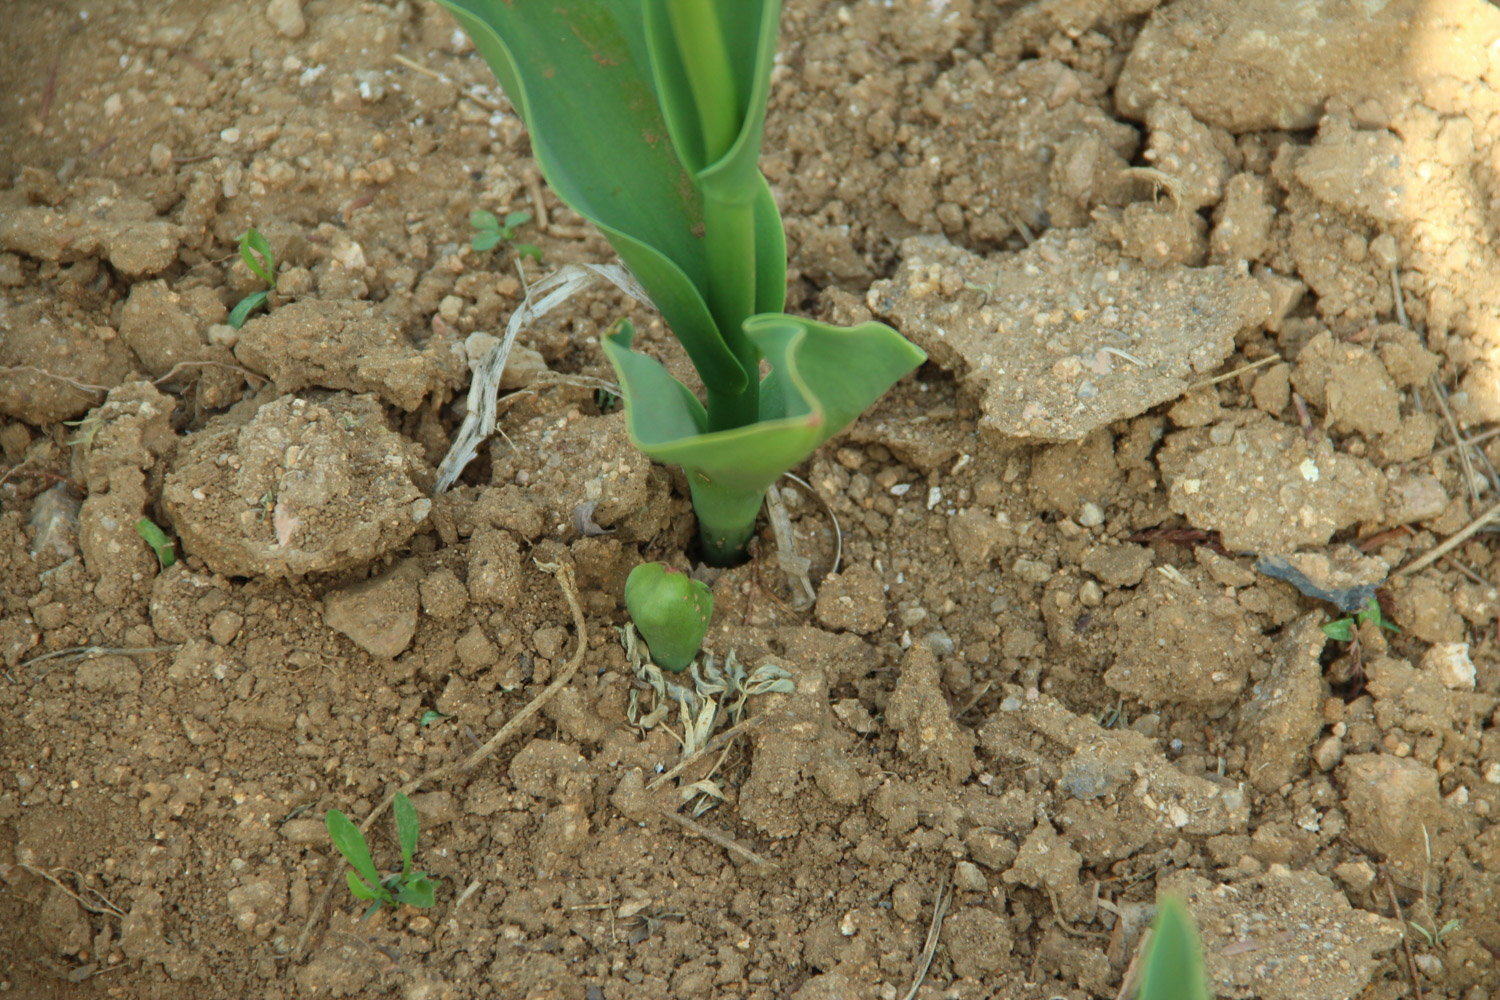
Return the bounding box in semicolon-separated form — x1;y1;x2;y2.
1137;897;1212;1000
603;316;924;559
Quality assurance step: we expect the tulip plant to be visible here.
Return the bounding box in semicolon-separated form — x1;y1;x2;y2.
435;0;926;563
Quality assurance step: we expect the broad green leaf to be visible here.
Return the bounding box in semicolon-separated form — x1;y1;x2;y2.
604;315;924;493
471;231;501;253
227;290;269;330
603;314;924;556
642;1;782;203
239;228;275;287
470;209;499;231
325;809;382;887
394;873;437;909
502;210;532;231
433;0;749;395
1136;897;1212;1000
393;793;420;873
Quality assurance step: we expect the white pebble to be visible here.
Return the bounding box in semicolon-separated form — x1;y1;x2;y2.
266;0;307;39
1421;642;1475;691
1078;501;1104;527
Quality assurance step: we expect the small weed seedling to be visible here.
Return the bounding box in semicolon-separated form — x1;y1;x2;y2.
625;562;713;672
469;209;542;261
1321;596;1399;643
1322;596;1399;689
325;793;437;918
1135;897;1211;1000
228;228;276;329
436;0;926;564
1410;916;1461;947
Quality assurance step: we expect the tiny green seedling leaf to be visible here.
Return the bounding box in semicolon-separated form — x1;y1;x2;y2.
228;227;277;329
240;227;276;286
1321;618;1356;642
135;517;176;569
469;208;537;257
325;809;383;889
418;709;449;727
1322;597;1398;642
394;873;436;909
346;869;381;901
393;792;419;873
1136;897;1212;1000
227;290;270;329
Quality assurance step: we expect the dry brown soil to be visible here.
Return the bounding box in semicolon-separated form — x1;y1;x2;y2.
3;1;1500;998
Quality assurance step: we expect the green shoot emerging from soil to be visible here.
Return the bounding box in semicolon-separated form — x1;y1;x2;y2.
325;793;437;918
469;208;542;261
1321;597;1399;643
1136;897;1211;1000
624;562;713;672
135;517;176;569
228;228;276;329
435;0;926;564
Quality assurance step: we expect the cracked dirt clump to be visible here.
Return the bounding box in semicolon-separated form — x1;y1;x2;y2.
1159;415;1385;553
870;229;1269;442
162;392;430;577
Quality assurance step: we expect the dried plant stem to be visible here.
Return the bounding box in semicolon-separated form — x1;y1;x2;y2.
1395;500;1500;577
656;808;772;867
648;713;767;792
900;870;952;1000
1381;866;1426;1000
1427;376;1482;501
1187;352;1281;391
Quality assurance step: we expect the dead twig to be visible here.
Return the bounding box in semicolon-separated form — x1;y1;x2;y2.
656;808;773;868
37;61;59;127
1427;376;1482;502
1381;866;1426;1000
391;53;507;112
1395;500;1500;577
291;561;588;961
782;471;843;578
1187;352;1282;391
11;864;126;917
648;713;767;791
0;365;108;397
900;870;953;1000
152;359;267;389
525;171;550;233
21;645;181;683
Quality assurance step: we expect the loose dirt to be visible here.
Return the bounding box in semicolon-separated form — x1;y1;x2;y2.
3;0;1500;998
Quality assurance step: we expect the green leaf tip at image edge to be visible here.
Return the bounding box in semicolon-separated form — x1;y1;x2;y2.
1136;897;1212;1000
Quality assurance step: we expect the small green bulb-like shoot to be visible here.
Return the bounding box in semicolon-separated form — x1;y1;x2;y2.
1136;897;1212;1000
624;562;713;672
